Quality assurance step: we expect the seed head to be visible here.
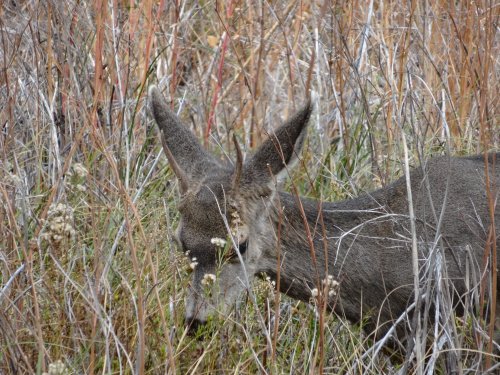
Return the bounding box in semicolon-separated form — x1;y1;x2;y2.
201;273;217;285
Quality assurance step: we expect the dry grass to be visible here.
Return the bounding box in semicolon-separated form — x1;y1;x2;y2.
0;0;498;374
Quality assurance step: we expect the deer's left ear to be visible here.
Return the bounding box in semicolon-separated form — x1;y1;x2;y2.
240;102;312;187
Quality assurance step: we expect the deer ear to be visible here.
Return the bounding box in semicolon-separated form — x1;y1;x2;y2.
241;102;312;187
149;86;220;182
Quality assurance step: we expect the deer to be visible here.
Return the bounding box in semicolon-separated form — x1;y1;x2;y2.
148;86;499;346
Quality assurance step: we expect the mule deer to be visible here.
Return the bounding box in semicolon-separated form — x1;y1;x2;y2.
148;87;499;343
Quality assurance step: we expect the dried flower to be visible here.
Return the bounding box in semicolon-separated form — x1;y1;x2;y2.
72;163;88;178
41;203;76;243
201;273;216;285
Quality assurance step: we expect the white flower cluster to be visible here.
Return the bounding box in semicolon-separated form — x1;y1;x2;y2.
255;275;276;295
265;276;276;288
42;360;70;375
42;203;76;243
311;275;340;299
189;257;198;270
201;273;216;285
323;275;340;296
211;237;227;247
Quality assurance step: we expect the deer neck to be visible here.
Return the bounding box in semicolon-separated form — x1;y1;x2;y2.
261;190;386;305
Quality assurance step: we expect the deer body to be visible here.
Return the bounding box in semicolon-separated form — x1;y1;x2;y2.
268;155;498;336
148;87;499;339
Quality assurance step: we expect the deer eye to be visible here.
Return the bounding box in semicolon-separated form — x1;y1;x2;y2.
238;241;248;255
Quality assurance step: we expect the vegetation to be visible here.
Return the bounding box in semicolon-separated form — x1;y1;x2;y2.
0;0;497;373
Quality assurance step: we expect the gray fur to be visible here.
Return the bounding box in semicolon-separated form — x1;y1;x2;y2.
149;86;499;340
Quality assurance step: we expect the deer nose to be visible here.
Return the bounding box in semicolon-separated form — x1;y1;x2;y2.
185;317;205;334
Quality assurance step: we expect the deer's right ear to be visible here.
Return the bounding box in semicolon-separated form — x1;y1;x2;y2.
149;86;220;184
240;102;312;188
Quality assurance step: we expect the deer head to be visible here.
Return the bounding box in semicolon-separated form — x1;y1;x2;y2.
149;87;312;330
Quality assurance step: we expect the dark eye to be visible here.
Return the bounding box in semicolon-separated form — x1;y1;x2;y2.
238;241;248;255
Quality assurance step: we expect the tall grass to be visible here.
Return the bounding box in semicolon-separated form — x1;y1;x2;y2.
0;0;498;374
